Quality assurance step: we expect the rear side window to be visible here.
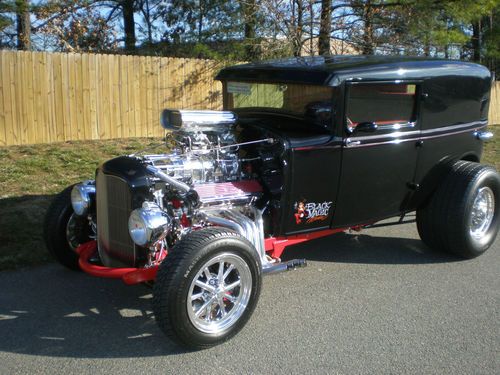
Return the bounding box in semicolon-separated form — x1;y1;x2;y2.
346;83;417;130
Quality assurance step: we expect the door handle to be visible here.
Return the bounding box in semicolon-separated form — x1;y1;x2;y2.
345;138;361;147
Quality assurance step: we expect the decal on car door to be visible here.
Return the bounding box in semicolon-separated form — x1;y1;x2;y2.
293;199;333;224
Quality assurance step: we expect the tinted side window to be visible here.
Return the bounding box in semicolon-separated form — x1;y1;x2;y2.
346;83;417;129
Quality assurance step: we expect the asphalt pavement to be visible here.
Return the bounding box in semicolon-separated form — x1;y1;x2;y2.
1;220;499;374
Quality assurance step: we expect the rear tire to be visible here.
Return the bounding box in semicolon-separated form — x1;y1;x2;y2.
43;185;91;270
152;227;262;349
417;161;500;258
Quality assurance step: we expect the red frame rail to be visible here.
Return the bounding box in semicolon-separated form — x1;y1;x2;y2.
76;227;352;284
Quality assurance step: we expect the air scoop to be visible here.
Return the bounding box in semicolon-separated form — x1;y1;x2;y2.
160;109;237;132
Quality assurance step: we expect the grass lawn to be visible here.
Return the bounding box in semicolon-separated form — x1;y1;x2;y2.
0;137;165;270
0;131;499;271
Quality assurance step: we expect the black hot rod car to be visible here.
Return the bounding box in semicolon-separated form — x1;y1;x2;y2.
44;56;499;349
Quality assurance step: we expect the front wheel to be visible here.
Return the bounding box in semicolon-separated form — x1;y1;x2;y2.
152;227;262;349
43;185;92;270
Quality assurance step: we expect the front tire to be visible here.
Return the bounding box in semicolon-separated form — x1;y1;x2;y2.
417;161;500;258
152;227;262;349
43;185;91;270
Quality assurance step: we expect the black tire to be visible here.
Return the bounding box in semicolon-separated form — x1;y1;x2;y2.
152;227;262;349
43;185;91;270
417;161;500;258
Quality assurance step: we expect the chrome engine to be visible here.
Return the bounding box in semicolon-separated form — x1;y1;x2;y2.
74;109;277;270
144;127;241;185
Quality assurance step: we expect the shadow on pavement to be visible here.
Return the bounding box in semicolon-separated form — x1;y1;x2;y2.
281;231;460;265
0;266;187;358
0;228;459;359
0;194;55;270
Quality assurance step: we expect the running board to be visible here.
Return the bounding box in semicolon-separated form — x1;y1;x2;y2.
263;259;307;275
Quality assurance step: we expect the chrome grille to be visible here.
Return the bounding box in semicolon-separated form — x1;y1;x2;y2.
96;171;136;267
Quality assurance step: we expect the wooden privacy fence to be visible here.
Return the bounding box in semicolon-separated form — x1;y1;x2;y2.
0;50;499;146
0;50;223;146
490;81;500;126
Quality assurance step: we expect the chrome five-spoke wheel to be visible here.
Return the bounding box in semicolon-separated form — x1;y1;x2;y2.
470;186;495;241
153;228;261;349
187;253;252;334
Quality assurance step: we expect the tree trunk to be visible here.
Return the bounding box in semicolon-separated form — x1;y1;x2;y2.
16;0;30;50
423;39;430;57
198;0;204;42
242;0;258;60
361;0;374;55
145;0;153;44
122;0;136;52
292;0;304;57
471;20;481;63
318;0;331;55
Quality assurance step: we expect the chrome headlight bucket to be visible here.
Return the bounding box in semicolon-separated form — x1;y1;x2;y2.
71;181;96;216
128;203;172;247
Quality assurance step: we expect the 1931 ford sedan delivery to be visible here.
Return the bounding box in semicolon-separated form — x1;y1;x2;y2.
44;56;499;349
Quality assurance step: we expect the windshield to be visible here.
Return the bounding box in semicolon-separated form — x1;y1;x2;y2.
225;81;333;118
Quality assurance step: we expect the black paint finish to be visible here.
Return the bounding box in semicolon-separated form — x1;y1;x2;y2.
217;56;491;87
220;56;492;236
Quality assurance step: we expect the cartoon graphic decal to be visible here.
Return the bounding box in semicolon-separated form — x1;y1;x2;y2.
294;200;308;224
293;199;333;224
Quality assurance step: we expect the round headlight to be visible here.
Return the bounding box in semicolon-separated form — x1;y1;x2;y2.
128;204;171;247
128;209;149;246
71;182;95;216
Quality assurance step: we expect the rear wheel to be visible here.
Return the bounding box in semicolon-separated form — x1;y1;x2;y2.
43;185;92;270
417;161;500;258
152;227;262;349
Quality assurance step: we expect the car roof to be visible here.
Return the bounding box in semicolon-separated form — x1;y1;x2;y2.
215;55;491;86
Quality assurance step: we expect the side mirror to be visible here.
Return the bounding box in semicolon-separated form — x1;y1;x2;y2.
354;122;378;133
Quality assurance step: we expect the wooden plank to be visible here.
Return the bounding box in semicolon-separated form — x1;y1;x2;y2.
16;51;28;144
61;53;70;140
7;51;19;145
88;53;99;139
74;53;84;140
45;52;57;143
158;56;168;139
22;52;35;144
96;53;105;139
107;54;118;139
52;53;61;142
114;54;122;138
41;52;52;143
127;56;134;137
80;53;89;140
117;54;127;138
139;56;148;137
0;51;6;146
158;56;168;110
146;55;153;137
151;56;161;137
132;56;142;137
67;53;77;140
31;52;42;143
170;57;182;111
100;54;111;139
40;52;48;143
4;51;16;145
188;58;197;108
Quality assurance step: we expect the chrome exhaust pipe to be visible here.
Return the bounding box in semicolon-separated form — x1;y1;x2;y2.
262;259;307;275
